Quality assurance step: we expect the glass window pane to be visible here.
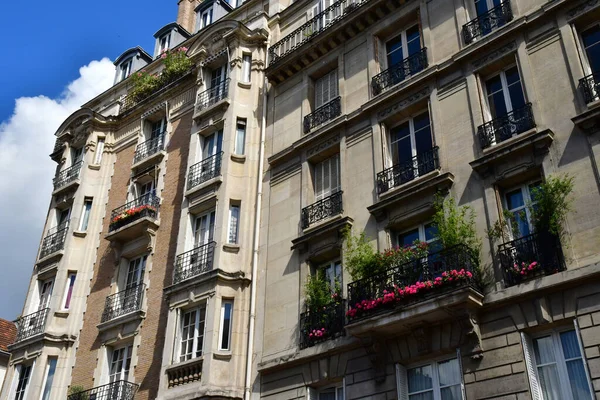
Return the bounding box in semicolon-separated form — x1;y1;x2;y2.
505;189;525;211
399;229;420;247
424;224;438;242
537;365;562;400
319;390;336;400
560;330;581;359
565;360;592;399
533;336;557;365
440;385;462;400
508;82;526;110
408;364;433;393
41;358;57;400
583;25;600;72
386;34;404;67
220;302;233;350
409;393;434;400
437;358;460;387
406;26;421;56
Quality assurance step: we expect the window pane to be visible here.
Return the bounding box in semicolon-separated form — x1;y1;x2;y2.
399;229;420;247
560;330;581;359
235;120;246;155
41;358;57;400
537;365;562;400
319;390;336;400
424;223;438;242
565;359;592;400
220;302;233;350
386;34;404;67
64;274;76;309
505;189;525;210
440;386;462;400
408;364;433;393
409;392;434;400
437;358;460;387
583;25;600;73
534;336;557;365
406;25;421;56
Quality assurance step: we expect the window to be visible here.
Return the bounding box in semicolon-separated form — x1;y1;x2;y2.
119;59;133;82
150;117;167;140
13;364;32;400
138;181;155;198
315;69;338;108
228;204;240;244
193;211;216;248
62;273;76;310
57;208;71;228
125;256;147;290
484;66;525;121
179;305;207;362
94;138;105;164
388;112;434;180
159;33;171;54
474;0;501;16
71;147;84;165
502;181;540;239
40;357;57;400
242;54;252;83
219;300;233;351
386;25;421;69
321;260;342;292
581;25;600;74
397;357;463;400
198;8;213;30
318;385;344;400
234;119;246;155
38;279;54;310
109;345;133;383
79;198;93;231
314;154;340;201
522;328;593;400
210;65;228;96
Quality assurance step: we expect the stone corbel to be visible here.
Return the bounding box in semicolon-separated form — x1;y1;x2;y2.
145;228;158;253
411;325;431;355
462;311;484;359
361;336;387;383
109;242;123;266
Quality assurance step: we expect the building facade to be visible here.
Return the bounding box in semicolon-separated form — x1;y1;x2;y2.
2;0;600;399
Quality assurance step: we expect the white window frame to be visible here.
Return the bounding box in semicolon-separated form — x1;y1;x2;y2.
94;137;105;164
397;355;464;400
178;305;207;362
119;58;133;82
306;380;346;400
228;204;240;244
124;255;147;290
108;344;133;383
313;154;341;202
522;323;594;400
39;356;58;400
315;69;338;109
501;180;541;240
192;210;216;249
482;64;525;122
61;272;77;310
198;7;213;30
234;119;246;155
159;33;171;54
79;198;93;232
385;24;421;70
218;299;234;351
319;260;342;291
38;278;54;310
12;362;34;400
242;54;252;83
396;222;438;248
387;111;432;170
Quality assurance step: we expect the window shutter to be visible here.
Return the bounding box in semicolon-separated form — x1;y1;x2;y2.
315;77;324;108
332;154;340;193
456;348;467;400
342;377;347;400
306;386;317;400
331;69;339;99
521;332;542;400
395;364;408;400
10;365;22;399
315;162;324;201
574;319;595;397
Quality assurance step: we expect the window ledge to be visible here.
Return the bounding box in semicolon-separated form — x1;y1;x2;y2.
73;230;87;238
231;154;246;163
54;311;70;318
237;81;251;89
213;351;232;360
88;164;101;170
223;243;240;253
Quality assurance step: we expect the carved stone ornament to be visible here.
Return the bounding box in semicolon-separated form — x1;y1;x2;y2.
307;134;340;157
472;41;516;69
377;87;430;120
361;336;387;383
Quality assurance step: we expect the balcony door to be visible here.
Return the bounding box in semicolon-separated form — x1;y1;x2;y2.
38;279;54;311
57;208;70;228
71;147;84;166
314;154;340;202
200;130;223;178
503;182;540;239
389;112;434;183
210;66;227;98
123;256;146;311
150;117;166;140
582;25;600;74
109;345;133;384
138;181;155;200
193;211;215;249
484;66;525;121
315;70;338;109
474;0;501;17
385;25;421;74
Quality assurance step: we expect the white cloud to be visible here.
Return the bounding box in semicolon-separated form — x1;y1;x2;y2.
0;58;115;319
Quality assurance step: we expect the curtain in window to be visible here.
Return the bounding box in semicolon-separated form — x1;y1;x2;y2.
560;331;593;399
533;336;562;400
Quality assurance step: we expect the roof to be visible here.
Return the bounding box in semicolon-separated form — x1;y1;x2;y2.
153;22;191;39
0;319;16;352
113;46;153;66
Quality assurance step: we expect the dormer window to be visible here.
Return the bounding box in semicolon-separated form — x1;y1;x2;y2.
159;33;171;54
119;59;133;82
198;8;213;31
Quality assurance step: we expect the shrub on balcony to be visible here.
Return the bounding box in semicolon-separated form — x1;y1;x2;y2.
110;204;157;226
530;175;574;237
303;272;342;343
432;195;481;259
68;385;89;400
130;71;160;102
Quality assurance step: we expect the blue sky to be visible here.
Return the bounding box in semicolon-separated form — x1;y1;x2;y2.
0;1;178;319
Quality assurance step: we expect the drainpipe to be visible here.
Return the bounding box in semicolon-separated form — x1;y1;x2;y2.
244;35;269;400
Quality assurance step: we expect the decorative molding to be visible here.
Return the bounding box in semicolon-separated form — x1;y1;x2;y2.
377;87;430;120
306;134;340;157
472;41;517;70
526;29;561;55
437;78;467;101
568;0;599;19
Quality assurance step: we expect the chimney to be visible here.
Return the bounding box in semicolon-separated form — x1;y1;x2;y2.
177;0;201;33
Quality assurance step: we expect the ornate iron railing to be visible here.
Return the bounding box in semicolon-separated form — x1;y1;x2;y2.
372;48;428;95
301;191;343;229
462;1;513;44
133;134;165;164
109;193;160;232
580;72;600;104
304;97;342;134
173;242;216;284
269;0;373;65
347;245;479;322
498;232;565;288
101;284;145;323
15;308;49;342
376;147;439;194
299;300;345;349
478;103;535;149
196;79;230;111
187;152;223;190
53;161;82;190
39;221;70;259
67;380;139;400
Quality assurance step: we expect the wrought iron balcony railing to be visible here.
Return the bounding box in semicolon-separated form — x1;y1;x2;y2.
304;97;342;134
15;308;49;342
301;191;343;229
462;1;513;44
477;103;535;149
109;193;160;232
372;48;428;95
299;300;345;349
187;152;223;191
580;72;600;104
173;242;216;284
196;79;230;112
39;221;69;259
269;0;368;66
347;245;479;322
497;232;565;288
376;147;439;195
101;284;145;323
67;380;139;400
54;161;82;190
133;134;165;165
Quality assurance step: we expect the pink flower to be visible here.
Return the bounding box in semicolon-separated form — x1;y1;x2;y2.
466;271;473;278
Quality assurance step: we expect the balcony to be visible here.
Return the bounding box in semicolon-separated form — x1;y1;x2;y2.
173;242;216;285
166;358;203;388
121;68;193;114
15;308;49;342
372;48;428;96
132;134;165;169
53;161;82;193
299;300;345;349
478;103;535;150
100;284;145;324
345;245;482;335
498;232;566;288
67;381;139;400
39;221;69;260
187;152;223;193
106;194;160;242
303;97;342;134
301;191;343;229
580;72;600;104
195;79;230;114
462;1;513;45
376;147;439;195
